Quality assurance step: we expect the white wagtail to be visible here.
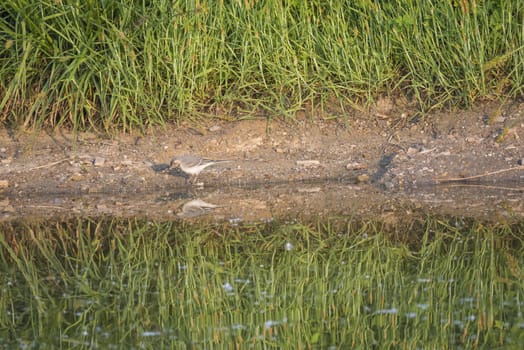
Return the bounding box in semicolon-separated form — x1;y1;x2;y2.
177;199;220;218
170;155;231;182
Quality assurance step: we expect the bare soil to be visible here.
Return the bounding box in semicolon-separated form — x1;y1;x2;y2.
1;99;523;223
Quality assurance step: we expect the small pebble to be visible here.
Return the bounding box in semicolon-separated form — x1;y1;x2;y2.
357;174;370;183
96;204;108;212
88;186;103;193
296;160;320;167
2;205;15;213
406;147;419;156
93;157;105;167
346;162;367;170
70;174;85;181
297;187;321;193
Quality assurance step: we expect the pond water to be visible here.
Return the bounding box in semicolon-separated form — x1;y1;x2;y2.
1;217;523;348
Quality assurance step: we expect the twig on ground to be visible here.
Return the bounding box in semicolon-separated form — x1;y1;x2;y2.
443;183;524;192
434;165;524;183
26;158;72;171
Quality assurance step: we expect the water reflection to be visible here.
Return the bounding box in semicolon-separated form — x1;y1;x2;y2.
176;199;221;218
0;218;523;348
3;178;523;222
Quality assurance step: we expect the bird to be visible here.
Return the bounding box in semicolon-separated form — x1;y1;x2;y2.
170;155;231;182
176;199;221;218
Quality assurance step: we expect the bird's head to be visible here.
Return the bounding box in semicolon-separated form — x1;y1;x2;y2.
170;157;182;168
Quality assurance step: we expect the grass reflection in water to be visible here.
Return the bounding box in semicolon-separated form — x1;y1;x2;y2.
0;217;523;349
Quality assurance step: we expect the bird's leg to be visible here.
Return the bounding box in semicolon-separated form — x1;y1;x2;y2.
189;174;199;185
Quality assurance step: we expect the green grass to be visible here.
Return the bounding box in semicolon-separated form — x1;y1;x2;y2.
0;217;523;348
0;0;523;131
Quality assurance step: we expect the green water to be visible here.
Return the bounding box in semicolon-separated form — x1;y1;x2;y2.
0;218;523;349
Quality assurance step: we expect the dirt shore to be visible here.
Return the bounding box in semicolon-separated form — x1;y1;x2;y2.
1;100;523;222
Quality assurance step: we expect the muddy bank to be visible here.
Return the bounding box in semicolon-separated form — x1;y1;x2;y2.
1;100;523;222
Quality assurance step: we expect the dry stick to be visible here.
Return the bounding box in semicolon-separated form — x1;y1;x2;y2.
28;205;68;210
25;155;94;172
26;157;72;171
434;165;524;183
443;183;524;192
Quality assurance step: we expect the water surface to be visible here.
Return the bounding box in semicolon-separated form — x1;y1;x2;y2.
1;217;523;348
